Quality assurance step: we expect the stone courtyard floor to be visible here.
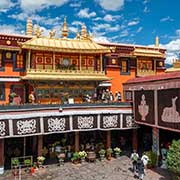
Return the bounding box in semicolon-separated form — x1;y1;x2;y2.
0;156;171;180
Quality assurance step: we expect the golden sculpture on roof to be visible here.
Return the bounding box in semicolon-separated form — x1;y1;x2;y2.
34;25;43;38
49;29;56;38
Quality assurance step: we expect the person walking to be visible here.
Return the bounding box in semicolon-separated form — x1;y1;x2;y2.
141;153;149;170
130;150;139;174
137;158;145;180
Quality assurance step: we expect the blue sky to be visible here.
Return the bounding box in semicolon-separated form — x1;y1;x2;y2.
0;0;180;64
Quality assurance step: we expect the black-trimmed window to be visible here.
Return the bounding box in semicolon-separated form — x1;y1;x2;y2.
0;51;5;71
13;52;25;72
0;83;5;100
120;59;130;75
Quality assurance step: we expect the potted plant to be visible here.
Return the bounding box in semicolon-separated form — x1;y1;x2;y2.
99;149;106;161
71;152;79;164
106;148;113;160
37;156;45;167
58;153;66;166
79;151;87;163
12;158;19;167
24;159;32;172
114;147;121;159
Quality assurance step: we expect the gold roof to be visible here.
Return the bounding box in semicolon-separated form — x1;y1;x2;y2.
22;74;111;81
20;37;111;54
133;47;165;58
166;60;180;73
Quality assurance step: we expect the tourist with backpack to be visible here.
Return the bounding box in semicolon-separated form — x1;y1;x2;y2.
130;150;139;173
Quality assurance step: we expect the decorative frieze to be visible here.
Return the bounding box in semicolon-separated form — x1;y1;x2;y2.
100;114;120;129
73;115;97;130
13;118;40;136
0;113;135;138
0;122;5;136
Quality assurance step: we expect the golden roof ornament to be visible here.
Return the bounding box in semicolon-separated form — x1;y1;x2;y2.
76;32;81;39
26;18;33;36
155;36;159;47
62;17;68;38
34;25;43;38
49;29;56;38
81;24;87;39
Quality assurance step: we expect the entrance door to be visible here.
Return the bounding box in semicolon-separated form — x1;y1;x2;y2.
13;85;25;104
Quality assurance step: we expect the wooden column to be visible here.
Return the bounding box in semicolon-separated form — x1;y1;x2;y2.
106;130;111;148
53;52;55;70
0;139;4;168
37;135;43;156
27;49;31;69
23;137;26;156
100;53;102;72
132;129;138;151
79;54;82;71
75;132;79;152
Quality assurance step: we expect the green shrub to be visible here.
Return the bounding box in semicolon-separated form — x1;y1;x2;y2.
145;151;157;168
12;158;19;166
71;152;79;161
166;140;180;180
24;159;31;166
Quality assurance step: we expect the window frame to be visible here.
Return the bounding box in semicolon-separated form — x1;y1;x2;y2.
0;83;5;101
120;59;130;75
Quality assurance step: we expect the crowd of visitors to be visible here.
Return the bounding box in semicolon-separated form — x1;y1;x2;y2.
130;150;149;180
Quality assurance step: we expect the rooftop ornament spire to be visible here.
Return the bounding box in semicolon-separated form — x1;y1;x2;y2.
62;17;68;38
26;18;33;36
155;36;159;47
81;24;87;39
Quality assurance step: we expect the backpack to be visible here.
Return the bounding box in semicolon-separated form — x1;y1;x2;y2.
132;153;138;161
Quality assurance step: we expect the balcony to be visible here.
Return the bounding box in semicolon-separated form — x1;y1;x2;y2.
22;69;110;81
137;69;156;77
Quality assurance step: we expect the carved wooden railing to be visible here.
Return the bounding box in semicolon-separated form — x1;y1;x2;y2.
137;69;156;76
26;69;105;76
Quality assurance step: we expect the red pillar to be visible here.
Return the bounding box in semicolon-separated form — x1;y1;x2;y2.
0;139;4;174
75;132;79;152
132;129;138;151
106;131;111;148
37;135;43;156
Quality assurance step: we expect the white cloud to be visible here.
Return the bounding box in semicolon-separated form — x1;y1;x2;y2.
160;16;174;22
137;27;143;33
93;17;102;21
77;8;96;18
144;6;149;13
96;0;124;11
93;36;110;43
128;20;139;26
0;24;21;34
176;30;180;37
119;29;129;37
19;0;69;12
143;0;149;4
93;23;120;32
0;0;16;12
160;39;180;64
103;14;113;21
69;2;81;7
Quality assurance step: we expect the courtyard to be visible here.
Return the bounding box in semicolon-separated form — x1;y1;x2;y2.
0;156;171;180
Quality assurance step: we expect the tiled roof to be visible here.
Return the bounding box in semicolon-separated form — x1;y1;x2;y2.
20;37;111;53
124;71;180;84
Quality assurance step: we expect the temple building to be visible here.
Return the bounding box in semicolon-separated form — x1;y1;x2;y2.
123;59;180;158
0;18;167;172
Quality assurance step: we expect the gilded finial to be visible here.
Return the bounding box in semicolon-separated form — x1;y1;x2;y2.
26;18;33;36
49;29;56;38
62;17;68;38
155;36;159;47
34;25;43;38
81;24;87;39
76;32;81;39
